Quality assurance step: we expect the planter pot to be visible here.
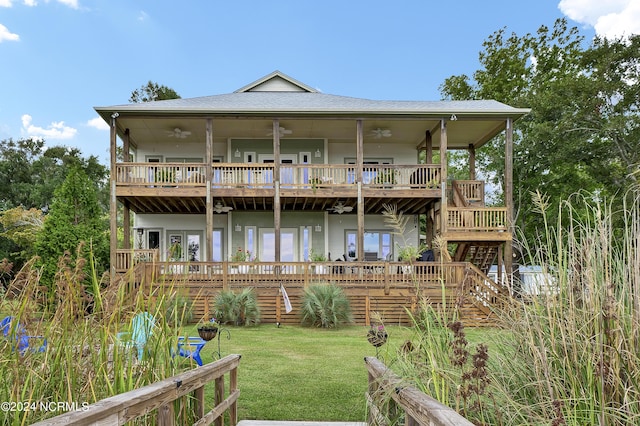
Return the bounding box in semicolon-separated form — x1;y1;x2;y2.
367;330;388;347
197;327;218;341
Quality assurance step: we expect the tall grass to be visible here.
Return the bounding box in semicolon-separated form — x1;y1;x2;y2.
388;189;640;425
0;252;202;424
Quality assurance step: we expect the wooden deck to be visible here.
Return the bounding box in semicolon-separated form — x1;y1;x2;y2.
119;260;509;327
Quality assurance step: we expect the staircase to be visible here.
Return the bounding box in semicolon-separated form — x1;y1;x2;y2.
453;242;499;276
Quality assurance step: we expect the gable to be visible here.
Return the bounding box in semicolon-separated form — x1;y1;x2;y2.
234;70;318;93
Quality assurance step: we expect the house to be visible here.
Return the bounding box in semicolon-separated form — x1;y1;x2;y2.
95;71;529;325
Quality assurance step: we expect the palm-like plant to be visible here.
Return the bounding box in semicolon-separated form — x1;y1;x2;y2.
213;288;260;326
300;283;353;328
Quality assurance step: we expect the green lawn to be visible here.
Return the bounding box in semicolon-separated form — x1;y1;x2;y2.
186;324;412;421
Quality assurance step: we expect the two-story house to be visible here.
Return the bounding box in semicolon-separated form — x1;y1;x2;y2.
95;71;528;325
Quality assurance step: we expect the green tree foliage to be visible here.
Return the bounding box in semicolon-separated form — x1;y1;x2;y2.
0;138;109;211
34;167;109;293
0;206;44;265
439;19;639;245
129;81;181;103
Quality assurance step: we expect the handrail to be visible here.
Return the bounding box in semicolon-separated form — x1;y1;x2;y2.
447;207;508;231
31;354;242;426
463;263;509;314
115;162;443;190
365;356;474;426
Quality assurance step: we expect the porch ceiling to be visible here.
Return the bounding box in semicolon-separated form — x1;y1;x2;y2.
115;116;507;150
120;195;435;215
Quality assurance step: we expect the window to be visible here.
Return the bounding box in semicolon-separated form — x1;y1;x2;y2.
345;230;392;260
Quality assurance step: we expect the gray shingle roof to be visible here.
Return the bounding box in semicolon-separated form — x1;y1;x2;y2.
96;92;527;117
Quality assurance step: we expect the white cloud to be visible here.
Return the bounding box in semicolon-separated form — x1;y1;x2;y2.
24;0;37;6
138;10;148;22
0;0;12;7
55;0;78;9
0;24;19;42
87;117;109;131
21;114;78;140
559;0;640;39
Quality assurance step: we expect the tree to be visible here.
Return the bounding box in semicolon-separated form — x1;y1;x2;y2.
0;206;44;265
129;81;181;103
439;19;639;244
34;166;109;294
0;138;109;211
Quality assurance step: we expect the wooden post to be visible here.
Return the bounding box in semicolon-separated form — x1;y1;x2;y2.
273;119;281;263
194;386;205;420
109;113;118;281
229;366;239;426
356;120;364;261
504;118;514;285
425;130;433;164
123;129;131;250
214;376;225;426
468;143;476;180
206;118;214;261
440;119;448;236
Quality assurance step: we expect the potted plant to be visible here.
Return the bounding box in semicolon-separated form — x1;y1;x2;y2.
230;247;254;273
374;170;397;188
397;244;424;274
197;318;219;341
308;177;322;193
309;249;327;273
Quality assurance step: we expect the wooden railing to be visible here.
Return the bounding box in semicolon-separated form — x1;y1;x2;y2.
32;354;241;426
447;207;508;231
116;163;208;186
149;260;467;289
115;249;159;272
463;263;509;315
115;163;442;191
365;357;474;426
451;180;484;203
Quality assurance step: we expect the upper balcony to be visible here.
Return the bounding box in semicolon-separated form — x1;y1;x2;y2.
115;162;443;214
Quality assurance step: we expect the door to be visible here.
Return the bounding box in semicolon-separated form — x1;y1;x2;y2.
259;228;298;262
167;231;203;262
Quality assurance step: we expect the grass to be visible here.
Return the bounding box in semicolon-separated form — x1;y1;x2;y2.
189;323;412;421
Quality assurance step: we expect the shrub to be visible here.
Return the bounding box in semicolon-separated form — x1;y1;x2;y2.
300;283;353;328
213;287;260;326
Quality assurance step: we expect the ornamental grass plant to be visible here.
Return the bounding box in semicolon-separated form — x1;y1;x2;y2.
0;253;203;425
387;189;640;425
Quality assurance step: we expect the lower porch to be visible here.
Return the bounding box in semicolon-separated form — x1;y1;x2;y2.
121;260;510;327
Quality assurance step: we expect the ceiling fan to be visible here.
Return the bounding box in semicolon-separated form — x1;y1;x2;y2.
267;126;293;137
166;127;192;139
213;202;233;213
328;202;353;214
369;128;392;139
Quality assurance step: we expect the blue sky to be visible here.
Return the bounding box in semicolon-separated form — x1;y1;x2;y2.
1;0;637;164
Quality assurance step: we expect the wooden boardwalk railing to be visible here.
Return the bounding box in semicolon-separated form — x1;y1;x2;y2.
31;354;241;426
365;357;474;426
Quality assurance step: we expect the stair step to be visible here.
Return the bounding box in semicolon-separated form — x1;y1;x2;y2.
238;421;367;426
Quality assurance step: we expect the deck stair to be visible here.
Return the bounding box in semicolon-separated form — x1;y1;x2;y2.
453;243;498;276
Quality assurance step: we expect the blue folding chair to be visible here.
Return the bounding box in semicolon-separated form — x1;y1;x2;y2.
1;316;47;354
116;312;155;360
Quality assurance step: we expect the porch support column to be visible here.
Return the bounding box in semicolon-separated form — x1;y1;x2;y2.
122;129;131;250
440;119;448;237
468;143;476;180
356;120;364;261
109;113;118;280
205;118;214;262
425;130;433;164
504;118;514;287
273;119;281;262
